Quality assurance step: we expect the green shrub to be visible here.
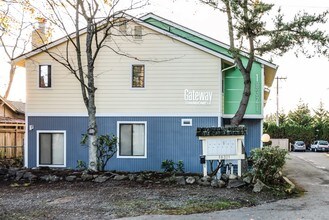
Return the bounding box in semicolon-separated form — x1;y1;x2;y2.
161;159;185;173
250;146;288;185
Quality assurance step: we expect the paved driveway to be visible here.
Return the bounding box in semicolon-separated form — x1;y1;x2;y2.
123;152;329;220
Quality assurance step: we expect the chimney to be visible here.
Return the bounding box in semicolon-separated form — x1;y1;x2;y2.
31;18;48;49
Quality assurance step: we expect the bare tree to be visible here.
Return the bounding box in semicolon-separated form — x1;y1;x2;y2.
202;0;329;126
21;0;149;171
0;1;31;99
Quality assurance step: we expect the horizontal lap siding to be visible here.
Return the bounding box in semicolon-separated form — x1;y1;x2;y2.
26;22;221;115
28;116;218;173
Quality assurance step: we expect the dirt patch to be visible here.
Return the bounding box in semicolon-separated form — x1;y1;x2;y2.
0;168;292;220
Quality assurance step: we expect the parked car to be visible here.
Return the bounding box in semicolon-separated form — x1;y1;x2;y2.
310;140;329;152
292;141;306;152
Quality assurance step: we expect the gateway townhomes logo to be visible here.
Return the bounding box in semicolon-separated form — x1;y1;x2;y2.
184;89;213;105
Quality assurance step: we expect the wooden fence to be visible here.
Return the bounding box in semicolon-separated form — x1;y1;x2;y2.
0;123;25;159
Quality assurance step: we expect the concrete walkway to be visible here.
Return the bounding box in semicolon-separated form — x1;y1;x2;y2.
121;153;329;220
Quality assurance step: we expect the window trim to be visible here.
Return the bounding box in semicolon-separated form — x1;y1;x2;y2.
38;64;52;88
117;121;147;159
36;130;66;167
131;64;145;89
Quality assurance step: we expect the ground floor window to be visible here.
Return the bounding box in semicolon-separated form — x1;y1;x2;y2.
118;122;147;158
37;131;66;166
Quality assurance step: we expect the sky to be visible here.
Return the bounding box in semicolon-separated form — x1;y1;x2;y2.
1;0;329;116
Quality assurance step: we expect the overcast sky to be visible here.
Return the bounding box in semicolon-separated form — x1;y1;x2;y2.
1;0;329;116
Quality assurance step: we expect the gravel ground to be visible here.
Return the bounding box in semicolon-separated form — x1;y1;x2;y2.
0;175;291;220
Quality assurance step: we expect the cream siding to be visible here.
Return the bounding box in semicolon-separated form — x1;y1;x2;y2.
25;22;221;115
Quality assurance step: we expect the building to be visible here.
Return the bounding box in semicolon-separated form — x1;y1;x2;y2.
13;13;277;172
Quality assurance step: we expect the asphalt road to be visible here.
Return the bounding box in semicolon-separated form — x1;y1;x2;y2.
122;152;329;220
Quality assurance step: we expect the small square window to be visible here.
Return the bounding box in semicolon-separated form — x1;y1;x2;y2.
132;65;145;88
39;65;51;88
134;25;142;40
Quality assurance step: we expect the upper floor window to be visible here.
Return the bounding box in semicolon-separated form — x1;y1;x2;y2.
39;65;51;88
134;25;142;40
132;65;145;88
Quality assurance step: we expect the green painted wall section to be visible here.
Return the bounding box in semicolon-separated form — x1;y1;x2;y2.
144;17;231;58
224;61;262;115
144;16;263;116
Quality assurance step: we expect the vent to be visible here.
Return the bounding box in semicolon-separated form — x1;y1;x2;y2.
181;119;192;127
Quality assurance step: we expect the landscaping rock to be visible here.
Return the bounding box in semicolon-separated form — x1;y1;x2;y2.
243;175;253;184
211;179;219;188
40;175;59;182
186;176;196;184
66;176;77;182
113;175;128;181
8;168;19;177
128;174;137;181
227;179;246;188
218;180;226;188
15;170;26;181
94;175;109;183
23;172;37;182
163;176;176;184
136;175;144;183
201;176;212;182
253;179;266;193
81;174;93;181
229;174;237;180
221;174;229;182
175;176;186;185
0;168;8;175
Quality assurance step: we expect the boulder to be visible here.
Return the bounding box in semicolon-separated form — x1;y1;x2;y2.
66;176;77;182
8;168;19;177
94;175;110;183
253;179;266;193
23;172;37;181
113;175;128;181
81;174;93;181
227;179;246;188
136;175;145;183
0;168;8;175
243;175;253;184
186;176;196;184
40;175;59;182
229;174;237;180
221;174;229;182
128;174;137;181
218;180;226;188
175;176;186;185
211;179;219;188
15;170;26;181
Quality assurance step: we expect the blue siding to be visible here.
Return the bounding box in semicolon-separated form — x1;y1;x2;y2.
28;116;218;173
223;119;262;156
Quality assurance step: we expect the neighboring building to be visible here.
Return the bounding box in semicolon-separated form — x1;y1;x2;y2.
0;96;25;122
13;13;277;172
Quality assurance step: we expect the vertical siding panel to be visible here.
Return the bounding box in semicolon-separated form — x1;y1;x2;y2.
28;116;218;173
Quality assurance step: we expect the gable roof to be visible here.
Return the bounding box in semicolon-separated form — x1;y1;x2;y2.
0;96;25;115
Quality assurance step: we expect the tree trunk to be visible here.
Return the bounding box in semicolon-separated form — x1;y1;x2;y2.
87;99;97;171
4;63;16;99
230;71;251;126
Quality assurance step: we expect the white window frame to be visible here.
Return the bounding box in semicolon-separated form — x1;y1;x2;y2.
131;64;146;89
38;64;52;89
117;121;147;159
36;130;66;167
